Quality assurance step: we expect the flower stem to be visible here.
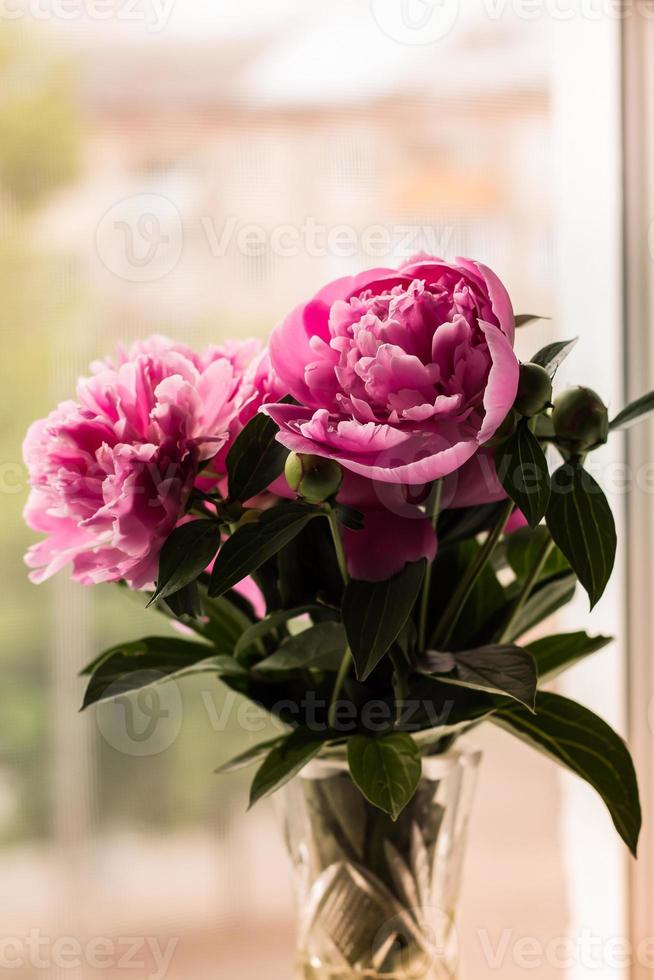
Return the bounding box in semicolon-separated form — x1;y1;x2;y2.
327;645;352;731
499;533;554;643
325;507;349;586
417;479;443;652
324;505;352;731
433;498;514;651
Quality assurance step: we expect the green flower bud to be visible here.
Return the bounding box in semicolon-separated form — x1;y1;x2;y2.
485;409;519;448
514;362;553;418
552;386;609;453
284;452;343;503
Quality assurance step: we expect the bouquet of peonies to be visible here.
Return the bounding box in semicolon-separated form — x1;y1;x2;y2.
24;256;652;856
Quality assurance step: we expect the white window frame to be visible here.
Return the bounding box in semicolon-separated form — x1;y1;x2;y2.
622;8;654;973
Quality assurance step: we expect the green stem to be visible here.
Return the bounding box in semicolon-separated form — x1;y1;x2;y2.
327;645;352;731
417;480;443;652
433;498;514;651
325;506;352;731
499;534;554;643
325;508;349;586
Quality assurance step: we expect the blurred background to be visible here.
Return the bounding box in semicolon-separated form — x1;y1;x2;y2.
0;2;641;978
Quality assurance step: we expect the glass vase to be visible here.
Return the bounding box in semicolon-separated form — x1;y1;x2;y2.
278;744;481;980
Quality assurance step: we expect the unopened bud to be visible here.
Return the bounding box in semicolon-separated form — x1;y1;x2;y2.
514;363;553;418
284;452;343;503
552;386;609;453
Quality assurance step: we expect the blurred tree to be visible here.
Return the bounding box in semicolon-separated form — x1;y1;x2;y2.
0;31;79;210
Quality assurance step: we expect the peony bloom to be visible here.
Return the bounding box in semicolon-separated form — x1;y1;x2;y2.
23;335;271;589
336;472;437;582
264;256;519;485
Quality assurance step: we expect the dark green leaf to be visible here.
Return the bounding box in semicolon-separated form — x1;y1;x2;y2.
515;314;550;328
163;580;202;619
609;391;654;431
506;525;569;582
209;502;319;598
256;622;347;673
148;520;221;605
426;539;505;649
332;503;365;531
547;462;616;608
249;730;324;807
199;593;253;646
343;560;426;681
531;338;578;376
226;407;290;502
277;516;344;609
347;732;421;821
423;644;537;711
404;676;495;734
504;571;576;641
493;691;641;856
437;501;509;547
233;605;322;661
527;631;611;683
496;422;550;528
80;636;241;708
215;736;286;774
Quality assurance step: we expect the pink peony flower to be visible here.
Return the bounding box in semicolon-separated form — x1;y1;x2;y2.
263;256;519;485
23;335;271;589
336;472;437;582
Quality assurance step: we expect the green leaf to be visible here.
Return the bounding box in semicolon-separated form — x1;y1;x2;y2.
423;644;537;711
332;503;365;531
256;622;347;673
249;730;324;807
493;691;641;856
515;314;550;328
426;538;505;649
163;580;202;619
233;605;321;661
504;571;576;641
80;636;241;709
546;462;616;608
343;560;426;681
209;502;319;598
527;631;612;683
506;525;569;582
404;676;495;735
148;520;221;605
531;337;578;376
496;422;550;528
347;732;422;821
215;736;286;774
609;391;654;431
226;407;290;502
